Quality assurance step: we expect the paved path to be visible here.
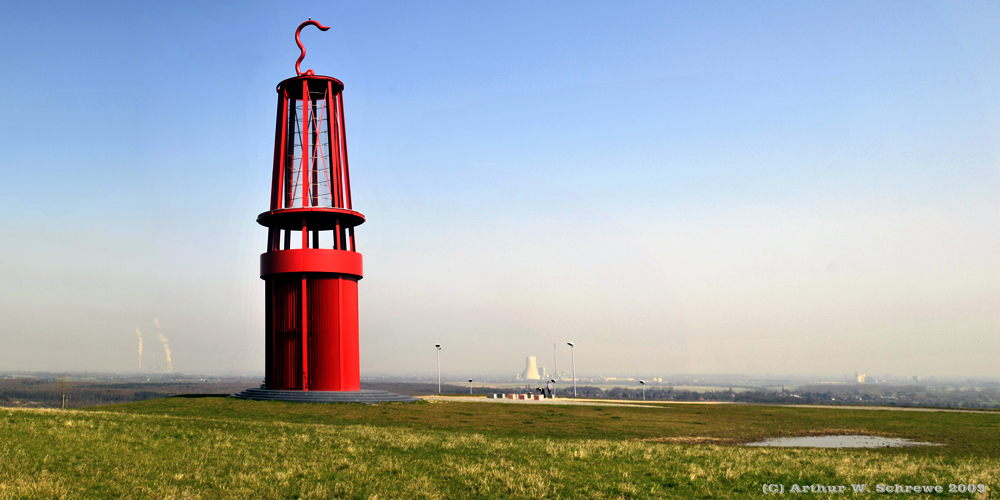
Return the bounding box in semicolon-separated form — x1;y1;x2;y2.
420;395;667;409
421;396;997;414
774;404;997;415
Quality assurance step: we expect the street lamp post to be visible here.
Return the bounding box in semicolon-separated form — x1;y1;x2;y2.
468;379;473;394
553;343;558;379
435;344;441;394
567;342;576;397
639;380;646;401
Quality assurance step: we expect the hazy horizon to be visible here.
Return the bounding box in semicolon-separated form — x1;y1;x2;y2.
2;369;992;385
1;2;997;378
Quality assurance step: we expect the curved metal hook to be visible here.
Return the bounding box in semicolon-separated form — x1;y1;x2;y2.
295;20;330;76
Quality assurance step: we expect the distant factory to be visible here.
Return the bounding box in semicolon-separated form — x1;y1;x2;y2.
517;356;547;380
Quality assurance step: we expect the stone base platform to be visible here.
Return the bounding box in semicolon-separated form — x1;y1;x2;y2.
232;388;419;404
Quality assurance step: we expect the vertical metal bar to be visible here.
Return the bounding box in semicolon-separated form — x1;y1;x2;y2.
312;230;319;249
301;80;311;207
284;93;295;209
270;92;285;210
329;85;343;208
311;87;331;208
325;81;339;208
334;217;341;250
289;281;295;388
572;346;577;397
283;229;291;250
302;217;308;250
349;227;356;252
311;96;319;207
337;92;353;209
301;274;308;390
277;88;289;209
338;276;343;390
266;276;271;389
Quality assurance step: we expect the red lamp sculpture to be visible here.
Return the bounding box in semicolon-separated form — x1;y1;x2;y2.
235;21;415;403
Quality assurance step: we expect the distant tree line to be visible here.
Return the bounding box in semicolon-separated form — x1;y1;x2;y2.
370;381;1000;409
561;385;1000;409
5;378;997;410
0;379;256;409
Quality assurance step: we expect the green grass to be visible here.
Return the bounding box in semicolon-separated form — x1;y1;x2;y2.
1;397;998;499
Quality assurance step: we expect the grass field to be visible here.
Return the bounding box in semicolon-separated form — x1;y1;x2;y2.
1;397;998;499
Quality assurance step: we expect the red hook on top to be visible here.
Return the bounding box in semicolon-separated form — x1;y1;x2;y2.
295;19;330;76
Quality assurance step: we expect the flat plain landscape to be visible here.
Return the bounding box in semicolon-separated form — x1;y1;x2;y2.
1;396;998;499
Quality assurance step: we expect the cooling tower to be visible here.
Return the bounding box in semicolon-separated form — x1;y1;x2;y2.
522;356;540;380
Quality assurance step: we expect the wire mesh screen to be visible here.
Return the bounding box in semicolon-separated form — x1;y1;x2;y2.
284;95;334;208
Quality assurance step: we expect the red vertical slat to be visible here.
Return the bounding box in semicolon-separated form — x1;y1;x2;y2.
301;217;308;250
301;80;311;208
270;93;284;210
325;81;340;208
310;96;319;207
301;274;309;390
338;91;353;209
264;277;272;389
340;277;360;390
271;275;302;390
334;217;341;250
330;87;344;208
284;91;295;209
277;88;289;209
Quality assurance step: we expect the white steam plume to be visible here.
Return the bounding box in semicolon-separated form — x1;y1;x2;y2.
154;318;173;372
135;329;143;370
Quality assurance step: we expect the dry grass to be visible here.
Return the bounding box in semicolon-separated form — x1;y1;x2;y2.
642;436;735;445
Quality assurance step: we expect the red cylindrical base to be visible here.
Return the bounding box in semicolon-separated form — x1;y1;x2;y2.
265;273;360;391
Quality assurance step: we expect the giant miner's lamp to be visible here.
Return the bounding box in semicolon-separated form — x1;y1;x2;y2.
235;21;415;403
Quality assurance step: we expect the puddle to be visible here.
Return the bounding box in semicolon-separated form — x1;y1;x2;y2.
744;435;941;448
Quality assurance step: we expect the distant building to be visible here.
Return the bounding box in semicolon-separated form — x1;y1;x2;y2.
856;372;866;384
521;356;540;380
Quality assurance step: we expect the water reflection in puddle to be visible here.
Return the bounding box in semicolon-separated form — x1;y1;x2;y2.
745;435;941;448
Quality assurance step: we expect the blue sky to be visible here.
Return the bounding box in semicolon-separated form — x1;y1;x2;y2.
0;1;997;378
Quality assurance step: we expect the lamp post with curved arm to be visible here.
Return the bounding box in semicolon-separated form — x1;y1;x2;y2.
435;344;442;394
567;342;576;397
